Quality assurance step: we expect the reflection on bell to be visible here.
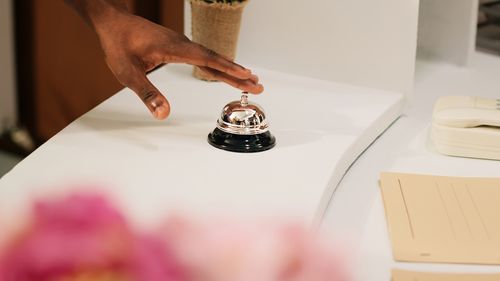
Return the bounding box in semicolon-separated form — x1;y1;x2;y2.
208;93;276;153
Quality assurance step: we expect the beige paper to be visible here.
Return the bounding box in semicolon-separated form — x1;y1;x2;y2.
392;269;500;281
380;172;500;264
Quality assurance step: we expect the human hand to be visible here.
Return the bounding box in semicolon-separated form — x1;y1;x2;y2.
76;3;264;120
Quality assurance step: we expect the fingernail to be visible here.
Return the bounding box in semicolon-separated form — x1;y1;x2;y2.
153;105;170;120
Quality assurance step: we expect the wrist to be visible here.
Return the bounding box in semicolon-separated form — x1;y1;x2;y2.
88;2;129;35
66;0;129;35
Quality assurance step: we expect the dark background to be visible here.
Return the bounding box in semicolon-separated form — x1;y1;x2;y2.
14;0;184;145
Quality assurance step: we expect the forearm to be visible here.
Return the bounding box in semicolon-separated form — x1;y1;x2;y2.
64;0;129;31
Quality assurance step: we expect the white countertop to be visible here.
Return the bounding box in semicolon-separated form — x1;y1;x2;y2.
0;64;402;229
1;51;499;280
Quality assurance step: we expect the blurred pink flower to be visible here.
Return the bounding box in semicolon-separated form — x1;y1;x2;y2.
161;217;350;281
0;193;185;281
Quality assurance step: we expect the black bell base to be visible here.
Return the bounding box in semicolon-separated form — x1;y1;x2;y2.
207;128;276;153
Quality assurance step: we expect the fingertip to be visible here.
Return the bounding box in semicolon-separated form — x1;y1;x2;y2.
243;83;264;95
253;84;264;95
149;95;171;120
153;104;170;120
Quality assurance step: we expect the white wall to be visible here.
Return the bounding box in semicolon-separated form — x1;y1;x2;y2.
186;0;420;97
0;0;17;132
417;0;478;65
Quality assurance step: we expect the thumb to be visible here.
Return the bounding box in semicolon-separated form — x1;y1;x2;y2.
133;80;171;120
122;66;171;120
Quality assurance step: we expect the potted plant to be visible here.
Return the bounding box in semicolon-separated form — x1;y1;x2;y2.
190;0;249;80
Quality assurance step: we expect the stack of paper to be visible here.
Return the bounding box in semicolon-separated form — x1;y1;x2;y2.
392;269;500;281
380;172;500;264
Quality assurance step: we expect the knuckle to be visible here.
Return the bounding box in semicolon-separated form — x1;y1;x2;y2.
140;89;157;102
203;48;219;66
205;48;218;58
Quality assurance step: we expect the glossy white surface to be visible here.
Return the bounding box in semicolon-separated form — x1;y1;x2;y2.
323;52;500;281
0;64;403;229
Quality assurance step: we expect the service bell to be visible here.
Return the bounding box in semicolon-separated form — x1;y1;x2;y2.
207;93;276;153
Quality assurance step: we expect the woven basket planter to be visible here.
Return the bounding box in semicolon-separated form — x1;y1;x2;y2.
190;0;248;81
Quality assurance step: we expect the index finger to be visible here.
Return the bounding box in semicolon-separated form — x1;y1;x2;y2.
177;43;254;81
